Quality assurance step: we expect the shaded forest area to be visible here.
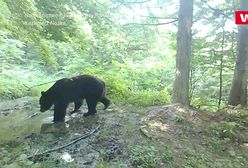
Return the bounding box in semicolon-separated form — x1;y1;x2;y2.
0;0;248;168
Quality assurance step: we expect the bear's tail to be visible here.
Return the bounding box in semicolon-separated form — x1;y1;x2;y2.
100;96;111;110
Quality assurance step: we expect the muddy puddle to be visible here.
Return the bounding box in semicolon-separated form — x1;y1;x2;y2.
0;97;49;143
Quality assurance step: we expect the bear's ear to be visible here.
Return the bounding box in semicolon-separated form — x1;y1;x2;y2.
41;91;45;95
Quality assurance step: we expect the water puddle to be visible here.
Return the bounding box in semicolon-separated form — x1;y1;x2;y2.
0;97;52;144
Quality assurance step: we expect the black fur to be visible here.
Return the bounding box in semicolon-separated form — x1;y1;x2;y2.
39;75;110;122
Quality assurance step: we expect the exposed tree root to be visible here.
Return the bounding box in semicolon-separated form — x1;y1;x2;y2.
27;125;101;160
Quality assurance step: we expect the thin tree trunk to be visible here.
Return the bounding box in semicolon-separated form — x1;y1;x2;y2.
173;0;193;106
218;21;225;110
189;68;193;104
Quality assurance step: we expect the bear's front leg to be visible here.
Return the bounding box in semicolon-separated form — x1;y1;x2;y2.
54;102;68;122
84;98;97;117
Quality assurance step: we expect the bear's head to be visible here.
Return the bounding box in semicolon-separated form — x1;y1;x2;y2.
39;91;54;112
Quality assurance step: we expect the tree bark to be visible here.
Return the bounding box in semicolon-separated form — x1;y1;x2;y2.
218;23;225;110
172;0;193;106
228;0;248;107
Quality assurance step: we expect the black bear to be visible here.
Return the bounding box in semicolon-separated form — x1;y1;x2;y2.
39;75;110;122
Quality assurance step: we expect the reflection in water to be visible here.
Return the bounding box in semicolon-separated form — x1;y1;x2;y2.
40;116;70;134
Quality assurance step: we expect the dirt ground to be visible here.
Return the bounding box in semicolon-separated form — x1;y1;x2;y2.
0;97;247;168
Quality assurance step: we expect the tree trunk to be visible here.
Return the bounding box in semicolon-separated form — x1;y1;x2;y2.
218;23;225;110
172;0;193;106
228;0;248;107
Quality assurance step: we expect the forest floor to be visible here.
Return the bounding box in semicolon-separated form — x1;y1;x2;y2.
0;97;247;168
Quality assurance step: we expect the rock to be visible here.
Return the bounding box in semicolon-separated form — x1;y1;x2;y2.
228;150;236;157
61;152;74;162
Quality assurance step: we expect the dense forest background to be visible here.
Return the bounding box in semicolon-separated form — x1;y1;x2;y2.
0;0;242;111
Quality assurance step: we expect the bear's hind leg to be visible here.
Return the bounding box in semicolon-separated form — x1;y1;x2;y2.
54;102;68;122
99;96;110;110
84;98;97;117
71;99;83;114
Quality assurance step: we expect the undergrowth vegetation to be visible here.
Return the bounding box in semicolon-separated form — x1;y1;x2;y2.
0;0;175;106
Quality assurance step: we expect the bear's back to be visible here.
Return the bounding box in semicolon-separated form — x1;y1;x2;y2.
50;75;104;99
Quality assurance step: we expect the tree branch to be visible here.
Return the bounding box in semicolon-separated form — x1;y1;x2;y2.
126;0;151;4
139;15;178;20
124;19;178;26
27;125;101;160
201;0;232;20
23;80;58;90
